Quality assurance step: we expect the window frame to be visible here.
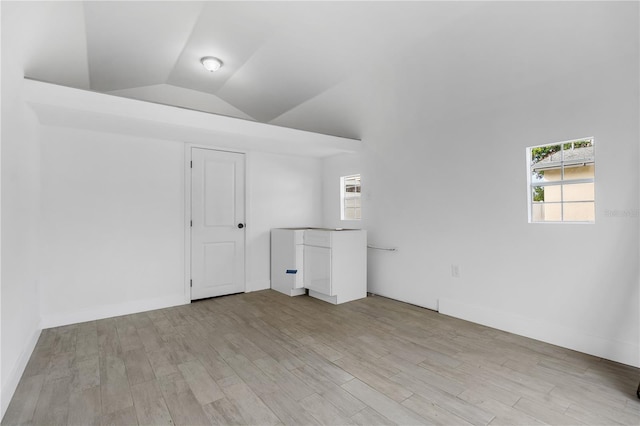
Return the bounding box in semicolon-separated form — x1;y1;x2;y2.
340;174;361;221
526;137;595;224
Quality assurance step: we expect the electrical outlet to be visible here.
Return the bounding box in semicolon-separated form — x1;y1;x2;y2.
451;264;460;278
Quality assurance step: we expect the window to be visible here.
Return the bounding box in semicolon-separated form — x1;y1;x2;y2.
341;174;361;220
528;138;595;223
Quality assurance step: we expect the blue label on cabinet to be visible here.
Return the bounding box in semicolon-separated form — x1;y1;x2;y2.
285;269;298;274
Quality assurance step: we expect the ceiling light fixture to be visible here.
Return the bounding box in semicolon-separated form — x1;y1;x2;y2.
201;56;223;72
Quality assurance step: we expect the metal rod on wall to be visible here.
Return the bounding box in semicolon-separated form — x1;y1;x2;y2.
367;245;397;252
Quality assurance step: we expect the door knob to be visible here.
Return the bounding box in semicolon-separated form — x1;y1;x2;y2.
237;223;244;229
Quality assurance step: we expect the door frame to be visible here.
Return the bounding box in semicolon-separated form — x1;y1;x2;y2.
183;143;250;303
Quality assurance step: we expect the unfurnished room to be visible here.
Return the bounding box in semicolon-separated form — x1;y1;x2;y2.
1;1;639;425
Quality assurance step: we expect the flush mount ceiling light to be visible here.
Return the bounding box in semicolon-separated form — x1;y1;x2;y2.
201;56;223;72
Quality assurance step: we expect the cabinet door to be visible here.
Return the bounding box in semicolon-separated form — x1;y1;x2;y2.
304;246;332;295
294;244;304;289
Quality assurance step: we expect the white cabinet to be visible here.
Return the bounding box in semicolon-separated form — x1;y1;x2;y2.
270;228;306;296
303;229;367;305
271;228;367;304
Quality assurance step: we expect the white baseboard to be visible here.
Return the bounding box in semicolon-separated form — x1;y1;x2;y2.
40;294;187;329
439;298;640;368
1;327;41;419
246;279;271;292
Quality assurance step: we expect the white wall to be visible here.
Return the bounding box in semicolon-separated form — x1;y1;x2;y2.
247;151;324;291
38;130;326;326
39;127;186;327
1;11;43;416
323;2;639;366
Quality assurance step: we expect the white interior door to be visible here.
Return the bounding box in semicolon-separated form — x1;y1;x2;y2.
191;148;245;300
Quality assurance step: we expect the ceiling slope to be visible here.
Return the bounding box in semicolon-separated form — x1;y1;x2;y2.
83;1;205;91
3;1;90;89
107;84;255;120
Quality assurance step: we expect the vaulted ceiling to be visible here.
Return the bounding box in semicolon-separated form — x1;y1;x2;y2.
3;1;485;139
4;1;630;140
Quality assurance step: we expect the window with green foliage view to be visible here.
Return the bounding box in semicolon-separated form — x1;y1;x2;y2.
528;138;595;223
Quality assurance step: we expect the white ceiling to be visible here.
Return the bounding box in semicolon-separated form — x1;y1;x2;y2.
3;1;633;140
3;1;485;139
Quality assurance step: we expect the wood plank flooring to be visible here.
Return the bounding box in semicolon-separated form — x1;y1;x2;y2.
3;290;639;425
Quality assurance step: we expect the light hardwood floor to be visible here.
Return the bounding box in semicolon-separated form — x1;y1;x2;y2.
3;290;639;425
